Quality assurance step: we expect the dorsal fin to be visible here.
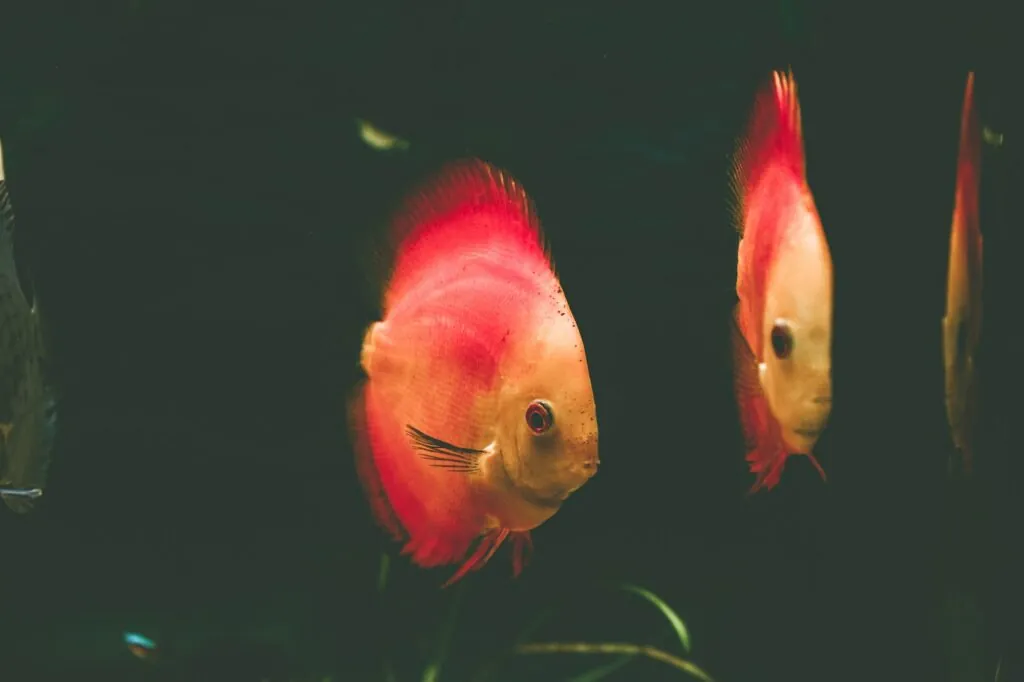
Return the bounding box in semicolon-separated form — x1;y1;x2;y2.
955;72;981;229
730;69;807;235
382;159;551;311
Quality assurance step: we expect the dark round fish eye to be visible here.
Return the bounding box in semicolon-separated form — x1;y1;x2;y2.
770;322;793;359
525;401;554;435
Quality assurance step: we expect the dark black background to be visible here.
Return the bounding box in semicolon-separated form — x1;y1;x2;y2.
0;1;1018;680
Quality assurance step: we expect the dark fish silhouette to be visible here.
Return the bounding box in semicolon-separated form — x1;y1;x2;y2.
0;138;58;513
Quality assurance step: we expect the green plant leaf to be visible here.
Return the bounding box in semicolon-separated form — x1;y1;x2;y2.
620;584;691;654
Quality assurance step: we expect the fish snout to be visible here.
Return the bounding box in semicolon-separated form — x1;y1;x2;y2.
566;453;599;493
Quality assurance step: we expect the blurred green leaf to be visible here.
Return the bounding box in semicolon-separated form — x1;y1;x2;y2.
620;584;691;654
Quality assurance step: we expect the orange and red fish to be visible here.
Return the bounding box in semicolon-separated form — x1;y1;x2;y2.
729;70;833;493
942;71;983;475
349;159;599;586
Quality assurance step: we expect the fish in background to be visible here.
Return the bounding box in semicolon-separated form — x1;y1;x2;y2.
349;159;599;586
729;70;833;493
0;138;58;513
942;71;983;476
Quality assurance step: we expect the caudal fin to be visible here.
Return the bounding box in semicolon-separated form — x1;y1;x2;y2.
731;69;807;234
381;159;551;311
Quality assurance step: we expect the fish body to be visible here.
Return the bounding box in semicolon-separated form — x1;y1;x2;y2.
350;159;598;585
730;70;833;493
942;72;983;475
0;138;58;513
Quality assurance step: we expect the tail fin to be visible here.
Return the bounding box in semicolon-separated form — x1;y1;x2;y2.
955;72;981;229
731;69;807;234
381;159;551;311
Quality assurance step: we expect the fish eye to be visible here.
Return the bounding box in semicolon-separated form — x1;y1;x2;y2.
525;400;554;435
770;321;793;359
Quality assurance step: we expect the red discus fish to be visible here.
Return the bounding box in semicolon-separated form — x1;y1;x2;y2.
730;70;833;493
350;159;599;586
942;72;983;475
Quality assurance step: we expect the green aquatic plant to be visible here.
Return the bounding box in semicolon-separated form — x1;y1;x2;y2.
373;550;716;681
421;582;465;682
511;583;714;682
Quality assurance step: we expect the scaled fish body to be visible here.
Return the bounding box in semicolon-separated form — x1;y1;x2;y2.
0;138;57;513
730;71;833;493
350;159;599;586
942;72;983;474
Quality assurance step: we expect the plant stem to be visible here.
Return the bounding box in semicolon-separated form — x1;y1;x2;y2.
515;642;716;682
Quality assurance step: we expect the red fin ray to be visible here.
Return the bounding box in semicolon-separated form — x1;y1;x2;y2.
510;531;533;578
383;159;552;312
440;528;534;587
442;527;510;588
731;70;810;361
731;69;806;231
955;72;981;225
958;71;984;349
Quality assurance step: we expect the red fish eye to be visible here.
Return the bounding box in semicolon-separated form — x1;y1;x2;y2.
525;401;554;434
770;322;793;359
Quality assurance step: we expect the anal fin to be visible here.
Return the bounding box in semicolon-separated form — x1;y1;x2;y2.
509;531;533;578
730;304;763;453
442;527;510;588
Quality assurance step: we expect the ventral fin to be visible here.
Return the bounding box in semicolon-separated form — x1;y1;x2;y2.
731;305;763;452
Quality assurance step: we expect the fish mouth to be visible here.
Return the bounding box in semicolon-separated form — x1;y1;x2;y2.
563;459;599;496
794;427;823;438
